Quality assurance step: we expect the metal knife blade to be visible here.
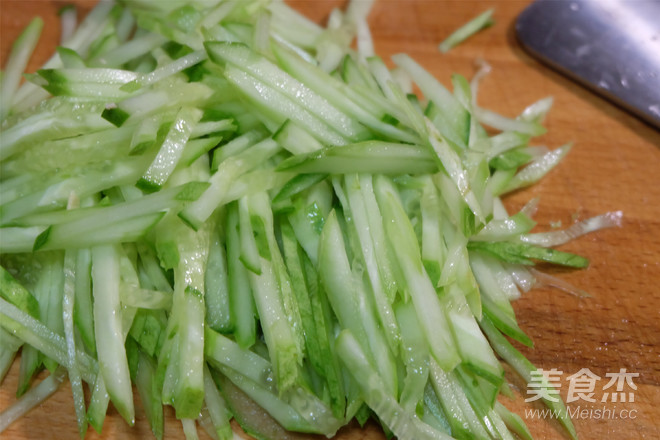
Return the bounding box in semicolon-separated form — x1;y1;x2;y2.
516;0;660;129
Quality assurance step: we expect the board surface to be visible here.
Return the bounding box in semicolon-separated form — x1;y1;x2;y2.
1;1;659;439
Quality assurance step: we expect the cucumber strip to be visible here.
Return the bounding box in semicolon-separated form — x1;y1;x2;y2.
87;374;109;434
343;174;400;352
374;176;460;371
136;243;173;293
253;9;271;53
277;140;436;175
421;383;453;434
495;402;534;440
119;83;213;124
215;43;359;144
38;66;139;85
520;96;554;123
139;50;207;87
206;330;342;436
62;249;88;437
15;181;201;228
318;209;397;396
426;118;485;223
473;106;546;136
520;210;622;247
138;107;203;191
268;1;323;50
91;245;135;425
160;216;210;419
489;148;534;170
115;7;135;43
2;157;150;225
356;18;375;59
205;224;233;333
59;7;78;49
38;80;133;99
0;333;21;384
207;42;365;142
438;9;494;53
0;266;40;318
225;204;256;348
202;364;232;440
393;54;469;144
237;196;262;274
180;136;223;167
34;252;65;373
366;56;400;101
181;419;199;440
246;192;305;393
336;330;454;440
353;176;397;301
0;298;97;384
428;361;490;440
211;128;267;170
120;283;172;310
204;328;273;387
297;235;346;418
280;221;325;376
130;114;163;154
16;345;40;398
471;212;536;242
305;255;346;417
419;177;446;285
136;351;164;440
2;123;136;178
432;172;477;237
200;1;237;28
471;252;522;302
395;301;430;414
222;64;348;145
0;368;66;433
179;138;280;229
272;119;324;155
30;212;165;252
273;43;420;143
480;316;578;440
0;17;43;120
272;173;327;208
209;368;307;440
468;240;589;268
499;144;571;195
341;55;378;91
84;23;120;63
191;119;235;138
470;252;532;346
216;365;321;434
0;99;112;161
285;194;327;265
443;284;503;384
478;131;531;159
93;33;168;68
11;1;115;111
453;366;508;439
0;228;37;253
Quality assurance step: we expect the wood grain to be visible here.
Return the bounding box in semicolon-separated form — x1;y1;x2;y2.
1;1;659;439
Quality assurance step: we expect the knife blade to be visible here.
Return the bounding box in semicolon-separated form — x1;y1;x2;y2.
516;0;660;129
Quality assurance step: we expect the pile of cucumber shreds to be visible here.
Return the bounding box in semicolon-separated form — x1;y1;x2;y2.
0;1;621;439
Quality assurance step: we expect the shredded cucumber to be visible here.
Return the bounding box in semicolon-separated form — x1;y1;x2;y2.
0;1;621;439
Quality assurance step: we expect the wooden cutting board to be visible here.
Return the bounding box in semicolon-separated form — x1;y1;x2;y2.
1;1;659;439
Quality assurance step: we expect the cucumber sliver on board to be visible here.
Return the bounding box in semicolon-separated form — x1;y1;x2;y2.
0;1;621;440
